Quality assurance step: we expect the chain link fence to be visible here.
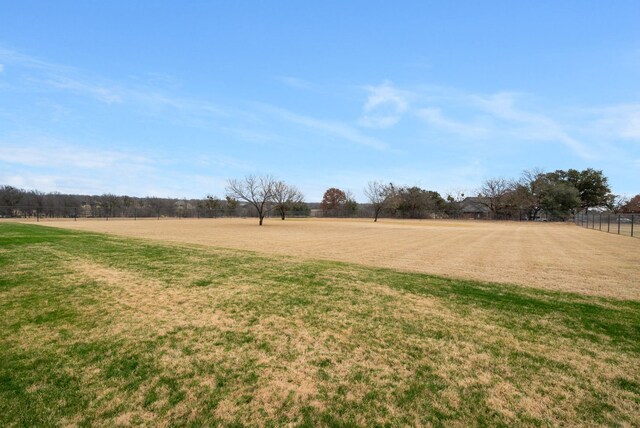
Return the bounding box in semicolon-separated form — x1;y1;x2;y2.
0;205;313;221
574;213;638;238
0;205;530;222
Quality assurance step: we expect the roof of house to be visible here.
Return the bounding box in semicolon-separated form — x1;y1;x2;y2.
458;197;490;213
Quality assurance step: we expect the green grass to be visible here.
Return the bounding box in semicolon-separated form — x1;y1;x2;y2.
1;222;639;426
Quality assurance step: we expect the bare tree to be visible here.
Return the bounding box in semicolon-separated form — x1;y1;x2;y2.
272;181;304;220
0;185;22;217
479;178;513;216
516;168;545;220
445;188;466;203
364;181;395;222
226;175;277;225
620;194;640;213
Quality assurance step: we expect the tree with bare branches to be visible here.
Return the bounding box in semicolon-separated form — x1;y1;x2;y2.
364;181;395;222
479;178;513;216
272;181;304;220
226;175;277;225
620;194;640;213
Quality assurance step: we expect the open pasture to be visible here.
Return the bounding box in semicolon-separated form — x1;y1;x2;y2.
39;217;640;301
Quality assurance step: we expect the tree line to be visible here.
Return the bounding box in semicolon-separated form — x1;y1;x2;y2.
364;168;635;222
1;167;637;224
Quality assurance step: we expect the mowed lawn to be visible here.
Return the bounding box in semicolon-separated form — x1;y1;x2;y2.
1;223;639;426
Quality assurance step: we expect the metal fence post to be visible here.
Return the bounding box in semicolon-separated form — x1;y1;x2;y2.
599;214;602;231
632;215;635;238
618;215;621;235
607;215;610;233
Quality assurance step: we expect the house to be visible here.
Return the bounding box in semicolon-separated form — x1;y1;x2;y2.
458;197;490;219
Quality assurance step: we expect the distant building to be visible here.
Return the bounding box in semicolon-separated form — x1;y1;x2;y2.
458;197;490;219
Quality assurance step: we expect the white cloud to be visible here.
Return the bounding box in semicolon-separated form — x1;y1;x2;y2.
277;76;313;90
261;105;388;150
0;46;71;73
0;139;153;169
359;82;409;128
472;92;593;159
589;104;640;140
416;107;488;137
46;76;123;104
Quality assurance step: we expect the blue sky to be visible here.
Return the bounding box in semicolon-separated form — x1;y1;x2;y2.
0;1;638;201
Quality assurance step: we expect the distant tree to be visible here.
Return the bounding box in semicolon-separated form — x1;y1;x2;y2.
0;185;23;217
538;182;581;220
478;178;513;216
290;201;310;216
445;189;466;203
551;168;613;213
272;181;304;220
225;196;238;215
396;186;425;218
344;191;358;216
515;168;546;220
20;190;45;217
611;195;629;214
122;196;133;209
320;188;348;212
226;175;277;225
364;181;396;222
100;194;121;218
205;194;222;214
620;194;640;213
394;186;446;219
146;197;164;217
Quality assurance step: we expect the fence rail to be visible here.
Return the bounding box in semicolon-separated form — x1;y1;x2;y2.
574;213;638;238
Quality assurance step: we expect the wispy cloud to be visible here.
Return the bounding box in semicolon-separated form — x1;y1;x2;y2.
0;139;153;169
404;86;595;158
260;104;388;150
45;76;123;104
359;81;409;128
0;46;71;73
277;76;314;90
588;104;640;140
1;46;232;117
416;107;488;137
471;92;593;158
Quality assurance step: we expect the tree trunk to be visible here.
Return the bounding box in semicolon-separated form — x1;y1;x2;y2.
259;215;264;225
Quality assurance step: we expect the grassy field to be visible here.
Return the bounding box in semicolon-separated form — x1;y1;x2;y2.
38;218;640;300
1;223;640;426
